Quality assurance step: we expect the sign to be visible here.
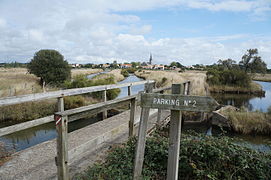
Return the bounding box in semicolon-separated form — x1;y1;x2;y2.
141;93;218;112
55;115;62;126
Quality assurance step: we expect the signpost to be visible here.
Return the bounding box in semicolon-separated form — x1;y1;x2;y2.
133;83;218;180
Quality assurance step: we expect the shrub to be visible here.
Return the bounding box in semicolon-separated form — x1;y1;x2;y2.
207;69;251;87
27;49;71;86
64;75;120;101
121;69;129;77
75;131;271;180
126;68;137;73
64;96;85;110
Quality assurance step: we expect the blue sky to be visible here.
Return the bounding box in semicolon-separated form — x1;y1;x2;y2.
0;0;270;67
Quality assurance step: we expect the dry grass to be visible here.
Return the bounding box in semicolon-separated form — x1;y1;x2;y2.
0;68;104;98
0;68;42;97
135;70;208;95
222;110;271;135
209;81;263;95
251;73;271;82
92;69;125;82
71;68;103;78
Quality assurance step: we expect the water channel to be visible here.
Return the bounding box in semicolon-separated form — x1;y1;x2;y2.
0;73;144;151
1;77;270;152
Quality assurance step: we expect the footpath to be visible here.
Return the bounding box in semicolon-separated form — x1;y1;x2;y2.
0;108;170;180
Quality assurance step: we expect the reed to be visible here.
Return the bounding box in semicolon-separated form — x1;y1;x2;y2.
251;73;271;82
223;111;271;135
135;70;208;95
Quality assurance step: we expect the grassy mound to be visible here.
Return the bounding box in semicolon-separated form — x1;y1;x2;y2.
75;130;271;180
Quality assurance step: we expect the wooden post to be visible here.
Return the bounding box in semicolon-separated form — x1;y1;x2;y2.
128;85;131;96
166;84;183;180
56;97;69;180
102;90;107;119
156;90;164;123
129;97;136;137
133;82;154;180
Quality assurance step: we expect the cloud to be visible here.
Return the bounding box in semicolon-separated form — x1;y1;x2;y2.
0;0;270;67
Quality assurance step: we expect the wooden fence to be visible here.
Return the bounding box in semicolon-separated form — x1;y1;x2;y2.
0;80;156;137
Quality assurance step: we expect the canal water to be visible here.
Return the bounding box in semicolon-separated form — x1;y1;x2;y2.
0;74;144;151
212;81;271;112
1;77;270;152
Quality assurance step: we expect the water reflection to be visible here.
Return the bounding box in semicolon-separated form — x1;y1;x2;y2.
0;74;144;151
211;81;271;112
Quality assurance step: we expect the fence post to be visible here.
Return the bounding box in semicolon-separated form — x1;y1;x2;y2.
133;82;154;180
56;96;69;180
128;85;131;96
129;97;136;137
102;90;107;119
156;90;164;123
166;84;183;180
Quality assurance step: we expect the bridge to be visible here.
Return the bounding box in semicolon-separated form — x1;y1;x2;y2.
0;80;191;180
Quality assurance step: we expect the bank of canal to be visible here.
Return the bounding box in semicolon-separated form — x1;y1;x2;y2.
0;74;144;151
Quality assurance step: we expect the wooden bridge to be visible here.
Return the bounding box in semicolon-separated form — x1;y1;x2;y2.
0;80;191;180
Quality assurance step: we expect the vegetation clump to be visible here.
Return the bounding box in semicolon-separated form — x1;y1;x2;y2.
75;130;271;180
121;69;129;77
27;49;71;86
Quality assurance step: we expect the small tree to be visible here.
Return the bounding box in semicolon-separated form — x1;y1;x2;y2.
27;49;71;86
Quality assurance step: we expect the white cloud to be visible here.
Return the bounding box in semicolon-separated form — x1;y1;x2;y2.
0;0;270;67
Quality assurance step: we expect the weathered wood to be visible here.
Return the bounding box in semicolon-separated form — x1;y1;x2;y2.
152;86;171;93
0;80;154;107
128;85;131;96
141;93;218;112
133;82;154;180
167;84;183;180
0;115;54;137
102;90;107;119
56;115;69;180
56;94;137;117
129;98;136;137
157;90;164;123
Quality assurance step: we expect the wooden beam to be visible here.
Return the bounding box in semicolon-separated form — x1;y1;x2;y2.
157;90;164;123
56;114;69;180
102;90;107;119
129;97;136;137
133;82;154;180
0;80;154;107
166;84;183;180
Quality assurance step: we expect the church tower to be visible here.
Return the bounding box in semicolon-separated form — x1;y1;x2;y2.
149;53;152;65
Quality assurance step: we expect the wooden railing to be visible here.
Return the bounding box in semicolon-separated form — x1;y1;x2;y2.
0;80;156;137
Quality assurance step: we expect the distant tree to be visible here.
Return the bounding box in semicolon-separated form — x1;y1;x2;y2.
131;62;140;68
239;49;267;73
27;49;71;87
169;61;177;67
217;59;237;70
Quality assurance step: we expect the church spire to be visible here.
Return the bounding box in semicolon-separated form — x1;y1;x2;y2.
149;53;152;65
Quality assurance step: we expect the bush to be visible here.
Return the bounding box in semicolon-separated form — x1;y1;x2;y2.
64;96;85;110
121;69;129;77
75;131;271;180
64;75;120;101
27;49;71;86
126;68;137;73
207;69;251;87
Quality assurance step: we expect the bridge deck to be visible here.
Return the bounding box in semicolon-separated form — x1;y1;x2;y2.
0;108;170;180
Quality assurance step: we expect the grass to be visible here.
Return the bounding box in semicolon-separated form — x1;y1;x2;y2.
71;68;103;78
135;70;208;96
0;68;104;125
221;110;271;135
208;81;264;95
251;73;271;82
92;69;125;82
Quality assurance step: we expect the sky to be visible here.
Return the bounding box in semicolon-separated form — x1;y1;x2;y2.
0;0;270;67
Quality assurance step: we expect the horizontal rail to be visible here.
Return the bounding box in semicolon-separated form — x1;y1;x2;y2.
0;115;54;137
153;86;171;93
55;94;137;118
0;80;154;107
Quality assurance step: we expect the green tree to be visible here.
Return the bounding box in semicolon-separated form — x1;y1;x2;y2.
27;49;71;86
239;48;267;73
